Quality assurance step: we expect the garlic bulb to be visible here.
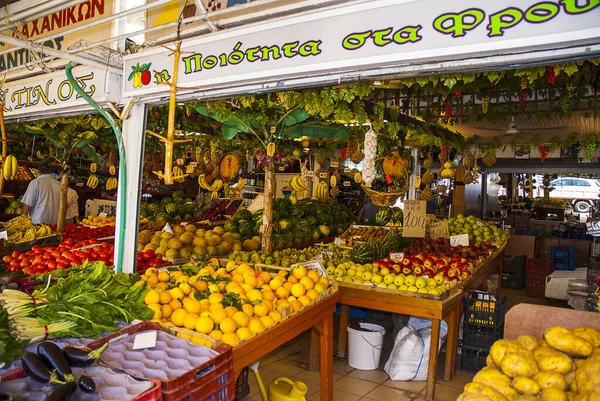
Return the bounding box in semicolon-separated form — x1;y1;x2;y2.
361;128;377;186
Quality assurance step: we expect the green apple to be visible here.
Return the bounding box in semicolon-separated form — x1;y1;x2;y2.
387;284;397;290
354;278;364;285
384;274;395;285
434;274;445;285
380;267;390;276
356;265;366;272
399;284;408;291
334;267;346;277
426;278;437;288
362;271;372;282
377;283;387;288
371;273;382;284
326;265;335;275
404;275;416;286
407;285;418;292
418;288;429;294
343;276;354;283
347;268;356;277
394;275;405;286
428;288;439;295
415;278;427;289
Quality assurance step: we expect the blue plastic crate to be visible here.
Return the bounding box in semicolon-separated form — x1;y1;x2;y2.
335;305;368;318
553;258;576;271
551;245;575;259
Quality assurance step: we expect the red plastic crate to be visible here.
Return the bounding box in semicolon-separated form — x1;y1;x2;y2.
87;321;234;401
526;259;553;279
526;276;546;298
0;368;162;401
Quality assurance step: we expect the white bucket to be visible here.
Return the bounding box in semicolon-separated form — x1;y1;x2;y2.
347;323;386;370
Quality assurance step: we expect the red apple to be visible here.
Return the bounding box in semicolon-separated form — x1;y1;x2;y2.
402;266;413;275
423;257;435;268
450;260;460;269
424;269;436;278
447;267;460;278
402;257;413;266
413;265;423;275
435;259;447;268
459;272;469;281
438;266;448;274
413;253;425;262
392;264;401;273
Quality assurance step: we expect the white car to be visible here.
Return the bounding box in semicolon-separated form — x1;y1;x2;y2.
550;177;600;213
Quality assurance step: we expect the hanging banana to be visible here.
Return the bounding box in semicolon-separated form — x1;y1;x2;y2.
109;164;116;175
87;174;99;189
3;155;17;180
90;163;97;173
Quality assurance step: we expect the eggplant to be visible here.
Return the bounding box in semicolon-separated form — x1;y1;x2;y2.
77;375;96;393
0;392;13;400
46;382;77;401
63;343;107;367
21;352;51;383
37;341;73;382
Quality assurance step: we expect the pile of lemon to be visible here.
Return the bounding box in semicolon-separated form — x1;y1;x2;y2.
141;260;331;347
81;215;116;227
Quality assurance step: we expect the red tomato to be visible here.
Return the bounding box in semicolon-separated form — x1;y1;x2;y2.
57;262;67;269
42;254;52;261
31;245;41;252
20;259;30;268
47;260;57;270
142;249;155;261
11;251;20;259
32;256;43;265
56;256;69;265
2;255;12;264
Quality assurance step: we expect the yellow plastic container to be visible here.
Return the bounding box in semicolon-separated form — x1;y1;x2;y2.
250;362;308;401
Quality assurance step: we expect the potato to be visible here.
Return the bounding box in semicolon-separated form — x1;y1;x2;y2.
539;340;549;348
518;335;539;352
577;389;600;401
516;396;539;401
537;350;573;374
474;368;518;400
458;392;494;401
564;371;575;389
513;376;541;396
464;382;509;401
574;358;600;393
540;388;567;401
544;327;592;358
491;340;521;366
487;354;497;368
501;353;538;378
533;371;567;391
571;327;600;347
565;392;576;401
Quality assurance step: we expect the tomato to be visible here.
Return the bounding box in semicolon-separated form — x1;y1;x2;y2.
47;260;57;270
2;255;12;264
11;251;20;259
32;256;43;265
90;251;99;259
31;245;41;252
20;259;30;268
57;262;67;269
17;253;26;261
142;249;155;261
42;254;52;261
56;256;69;265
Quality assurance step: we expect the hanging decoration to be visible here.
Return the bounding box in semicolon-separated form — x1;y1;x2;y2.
361;128;377;186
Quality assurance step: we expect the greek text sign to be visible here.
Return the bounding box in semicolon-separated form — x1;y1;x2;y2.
124;0;600;97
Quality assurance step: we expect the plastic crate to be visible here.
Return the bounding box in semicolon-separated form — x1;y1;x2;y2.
87;322;234;401
551;245;575;259
234;367;250;400
462;321;504;348
553;258;576;271
464;292;507;328
526;276;546;298
460;345;490;372
501;272;524;289
526;260;553;279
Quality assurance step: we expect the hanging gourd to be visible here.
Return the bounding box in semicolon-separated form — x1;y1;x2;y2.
220;153;240;180
441;161;455;179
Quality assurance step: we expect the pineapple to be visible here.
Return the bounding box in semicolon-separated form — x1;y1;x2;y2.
482;151;496;166
420;188;434;201
423;153;433;169
422;170;434;185
464;153;475;169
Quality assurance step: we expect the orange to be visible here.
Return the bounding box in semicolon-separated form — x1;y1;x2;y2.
306;289;319;301
195;280;208;292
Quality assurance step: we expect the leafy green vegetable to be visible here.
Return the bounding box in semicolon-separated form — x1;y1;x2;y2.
0;308;27;367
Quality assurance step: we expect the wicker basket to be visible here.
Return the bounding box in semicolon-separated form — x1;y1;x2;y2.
361;183;408;207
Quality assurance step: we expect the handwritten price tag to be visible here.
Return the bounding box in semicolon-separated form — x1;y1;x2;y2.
162;223;174;234
278;167;285;171
319;173;328;179
402;200;426;238
343;181;351;187
0;230;7;240
292;260;328;278
429;221;450;240
450;234;470;247
334;237;345;246
98;212;108;218
390;252;404;262
344;167;351;173
330;162;339;168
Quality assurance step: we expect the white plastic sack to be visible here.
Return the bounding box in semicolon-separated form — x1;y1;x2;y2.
408;317;448;338
384;324;444;381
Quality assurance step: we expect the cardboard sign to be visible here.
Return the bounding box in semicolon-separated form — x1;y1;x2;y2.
450;234;470;247
98;212;108;218
429;221;450;240
343;181;351;187
330;162;339;168
334;237;345;247
133;331;157;350
180;222;188;227
390;252;404;262
292;260;328;278
247;194;265;213
162;223;174;234
403;200;426;238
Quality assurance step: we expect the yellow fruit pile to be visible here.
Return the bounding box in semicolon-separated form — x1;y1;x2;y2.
138;225;243;260
82;215;116;227
141;260;331;347
457;326;600;401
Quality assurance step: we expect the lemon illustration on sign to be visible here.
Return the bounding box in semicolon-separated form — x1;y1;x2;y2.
196;316;215;334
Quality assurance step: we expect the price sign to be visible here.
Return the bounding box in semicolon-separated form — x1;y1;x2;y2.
343;181;351;187
334;237;345;246
402;200;426;238
429;221;450;240
162;223;174;234
176;159;184;166
330;162;339;168
344;167;351;173
0;230;7;240
180;222;188;227
450;234;470;247
278;167;285;171
390;252;404;262
98;212;108;218
292;260;328;278
76;182;84;187
306;171;314;177
133;331;157;350
189;162;197;167
319;173;328;178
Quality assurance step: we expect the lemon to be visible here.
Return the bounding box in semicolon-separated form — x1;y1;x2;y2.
291;283;306;298
159;291;172;305
177;332;192;341
188;275;199;286
299;277;315;291
208;283;220;293
290;300;303;312
144;290;160;305
147;275;159;286
233;311;249;328
161;305;173;319
297;295;311;307
269;310;282;323
208;293;224;304
305;289;319;301
269;278;283;291
195;280;208;292
155;282;168;292
314;282;327;294
209;329;223;340
171;308;187;327
259;316;274;328
236;327;253;341
183;313;199;330
147;304;162;319
307;270;320;284
191;336;207;347
244;275;258;289
169;299;183;311
242;303;254;317
275;287;290;300
225;282;241;293
183;298;202;314
253;303;269;317
200;311;211;317
169;287;184;300
246;289;262;303
220;332;240;347
210;309;227;324
145;267;158;277
224;306;239;318
319;277;329;287
209;303;224;313
292;265;307;280
195;316;215;334
232;274;244;284
220;317;237;334
261;290;275;302
158;271;170;282
179;282;192;295
248;318;265;334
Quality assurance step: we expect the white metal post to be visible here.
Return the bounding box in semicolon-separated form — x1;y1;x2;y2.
115;101;146;274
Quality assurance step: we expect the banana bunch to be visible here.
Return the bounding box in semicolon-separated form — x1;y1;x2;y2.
234;177;244;191
106;177;118;190
109;164;116;175
35;224;53;237
185;164;195;174
87;174;99;189
3;155;17;180
8;224;52;244
90;163;97;173
386;220;403;227
173;166;188;183
3;215;32;233
315;181;329;203
211;179;223;192
210;191;219;201
198;174;212;191
289;175;310;192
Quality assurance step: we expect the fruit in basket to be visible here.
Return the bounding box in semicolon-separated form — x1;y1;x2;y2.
447;215;509;245
81;215;116;227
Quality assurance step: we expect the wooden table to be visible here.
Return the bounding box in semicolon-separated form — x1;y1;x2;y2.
333;248;504;401
233;291;340;401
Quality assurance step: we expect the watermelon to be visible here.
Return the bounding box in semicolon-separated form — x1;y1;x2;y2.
375;207;392;225
391;207;403;224
223;221;239;233
234;209;253;222
318;225;330;237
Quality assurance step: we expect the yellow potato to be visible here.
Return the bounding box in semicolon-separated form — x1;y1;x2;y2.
544;327;592;358
576;389;600;401
487;354;497;368
574;358;600;393
517;335;539;352
571;327;600;347
540;388;567;401
565;392;576;401
512;376;541;396
500;353;538;378
537;350;573;374
457;393;494;401
474;368;517;400
564;371;575;389
533;371;567;391
516;396;539;401
491;340;522;366
464;382;508;401
539;340;549;348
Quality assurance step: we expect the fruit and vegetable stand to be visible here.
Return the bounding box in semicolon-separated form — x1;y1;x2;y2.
333;243;506;401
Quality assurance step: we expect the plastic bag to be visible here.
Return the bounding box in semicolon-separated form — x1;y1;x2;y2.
408;317;448;338
384;322;445;381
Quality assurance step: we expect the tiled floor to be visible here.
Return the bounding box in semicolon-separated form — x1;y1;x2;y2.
240;289;561;401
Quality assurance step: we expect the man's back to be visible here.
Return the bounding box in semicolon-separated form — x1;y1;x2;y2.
22;175;62;224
